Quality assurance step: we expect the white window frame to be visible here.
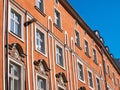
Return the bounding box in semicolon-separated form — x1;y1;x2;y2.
55;41;65;69
8;58;24;90
36;0;45;13
96;75;101;90
8;4;24;41
54;8;62;29
87;68;94;90
36;73;48;90
35;24;47;57
77;59;85;83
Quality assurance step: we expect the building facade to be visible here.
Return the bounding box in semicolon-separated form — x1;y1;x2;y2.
0;0;120;90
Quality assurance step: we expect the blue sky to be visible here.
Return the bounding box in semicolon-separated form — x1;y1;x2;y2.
68;0;120;59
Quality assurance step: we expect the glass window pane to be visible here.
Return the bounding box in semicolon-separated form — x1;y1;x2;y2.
14;79;21;90
10;19;14;32
15;23;19;34
37;76;46;90
10;11;14;18
9;77;13;90
10;9;21;38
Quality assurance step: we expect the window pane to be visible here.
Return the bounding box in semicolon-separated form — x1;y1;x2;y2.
85;40;89;55
37;76;46;90
56;45;63;67
96;78;100;90
15;23;19;34
37;0;44;12
55;10;61;28
10;19;14;32
10;9;21;37
14;79;21;90
75;31;80;46
36;30;45;54
9;77;13;90
10;10;14;18
78;63;84;81
88;71;93;88
9;61;21;90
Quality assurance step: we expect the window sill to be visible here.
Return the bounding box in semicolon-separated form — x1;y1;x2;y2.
35;6;46;17
53;23;63;32
78;78;86;84
75;43;82;50
85;52;91;58
56;63;65;70
9;31;24;43
35;48;47;58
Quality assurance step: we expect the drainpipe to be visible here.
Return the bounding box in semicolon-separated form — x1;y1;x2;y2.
4;0;9;90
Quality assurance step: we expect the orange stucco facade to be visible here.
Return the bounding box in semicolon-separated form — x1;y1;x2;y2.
0;0;120;90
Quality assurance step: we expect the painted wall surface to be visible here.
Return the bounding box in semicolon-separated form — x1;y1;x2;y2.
1;0;120;90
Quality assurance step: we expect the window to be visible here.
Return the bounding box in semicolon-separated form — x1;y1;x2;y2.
84;40;90;56
56;45;64;67
10;9;22;38
9;61;22;90
37;75;46;90
75;30;80;47
107;65;110;77
54;9;61;28
93;49;98;64
113;73;116;85
78;63;84;82
36;29;45;54
36;0;44;12
103;60;107;74
88;70;94;89
96;77;100;90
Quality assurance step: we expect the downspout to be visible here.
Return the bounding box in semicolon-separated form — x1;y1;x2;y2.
2;0;5;90
5;0;9;90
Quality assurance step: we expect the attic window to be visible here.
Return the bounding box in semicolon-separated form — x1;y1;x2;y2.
100;37;104;43
94;31;100;38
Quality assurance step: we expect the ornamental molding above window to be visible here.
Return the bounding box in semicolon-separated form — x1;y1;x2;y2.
8;43;26;62
55;72;68;86
34;59;50;75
